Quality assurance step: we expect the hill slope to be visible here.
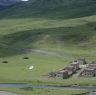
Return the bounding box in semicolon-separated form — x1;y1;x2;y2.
0;0;96;19
0;0;96;49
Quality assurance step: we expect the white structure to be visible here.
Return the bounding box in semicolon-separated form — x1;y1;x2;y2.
29;66;34;70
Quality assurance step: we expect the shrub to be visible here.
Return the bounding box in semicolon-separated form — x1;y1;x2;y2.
24;57;29;59
2;61;8;63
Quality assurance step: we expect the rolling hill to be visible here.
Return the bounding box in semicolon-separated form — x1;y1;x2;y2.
0;0;96;19
0;0;96;49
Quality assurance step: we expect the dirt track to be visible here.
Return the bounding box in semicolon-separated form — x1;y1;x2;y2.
0;43;64;57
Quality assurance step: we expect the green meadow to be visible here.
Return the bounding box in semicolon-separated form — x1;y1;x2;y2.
0;88;88;95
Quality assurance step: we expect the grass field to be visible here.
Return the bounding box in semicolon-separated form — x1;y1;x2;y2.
0;1;96;95
0;46;96;86
0;88;88;95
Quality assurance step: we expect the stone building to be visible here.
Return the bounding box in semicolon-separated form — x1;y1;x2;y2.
77;58;87;65
56;70;69;79
80;68;96;77
79;61;96;77
88;64;96;68
70;62;79;71
64;66;76;75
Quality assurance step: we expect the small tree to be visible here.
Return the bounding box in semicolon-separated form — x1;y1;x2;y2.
2;61;8;63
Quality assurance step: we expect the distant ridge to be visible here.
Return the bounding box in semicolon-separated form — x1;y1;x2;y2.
0;0;20;10
0;0;96;19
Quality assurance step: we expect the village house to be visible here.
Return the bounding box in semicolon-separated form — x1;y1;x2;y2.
79;61;96;77
88;64;96;69
56;70;69;79
64;66;76;75
70;62;79;71
80;68;96;77
88;61;96;66
77;57;87;65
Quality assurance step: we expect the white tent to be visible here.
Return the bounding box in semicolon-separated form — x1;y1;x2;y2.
29;66;34;70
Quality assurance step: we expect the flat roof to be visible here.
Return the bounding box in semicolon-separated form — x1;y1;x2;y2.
84;68;95;71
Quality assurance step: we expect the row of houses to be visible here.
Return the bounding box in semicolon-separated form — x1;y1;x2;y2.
56;61;80;79
79;61;96;77
49;58;86;79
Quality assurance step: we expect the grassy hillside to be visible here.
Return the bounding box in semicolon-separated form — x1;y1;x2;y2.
0;0;96;57
0;0;96;48
0;22;96;48
0;0;96;19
